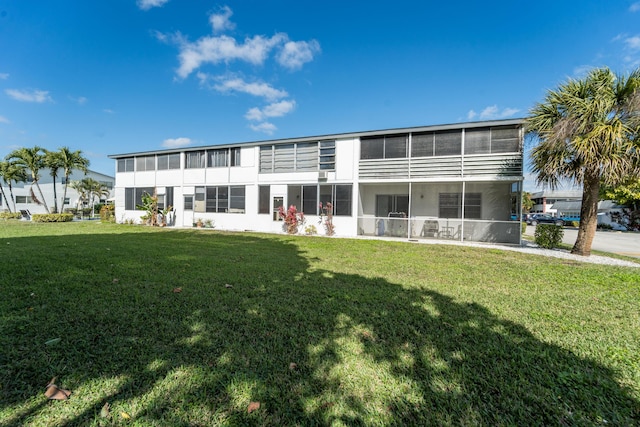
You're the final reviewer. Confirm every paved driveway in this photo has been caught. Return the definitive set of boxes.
[526,226,640,258]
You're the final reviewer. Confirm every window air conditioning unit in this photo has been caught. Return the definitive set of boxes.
[318,171,328,180]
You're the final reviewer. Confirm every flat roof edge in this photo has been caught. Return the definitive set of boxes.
[108,118,525,159]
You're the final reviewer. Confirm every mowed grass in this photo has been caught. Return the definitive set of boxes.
[0,221,638,426]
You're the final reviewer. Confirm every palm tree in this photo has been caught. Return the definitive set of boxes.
[0,160,27,212]
[84,178,110,217]
[526,67,640,256]
[6,146,50,213]
[57,147,89,213]
[44,150,63,213]
[69,179,89,217]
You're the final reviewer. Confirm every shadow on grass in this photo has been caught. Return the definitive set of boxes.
[0,227,638,425]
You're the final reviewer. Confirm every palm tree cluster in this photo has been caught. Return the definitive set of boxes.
[0,146,90,214]
[526,67,640,256]
[69,177,111,217]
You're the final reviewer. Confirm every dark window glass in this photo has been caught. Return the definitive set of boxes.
[230,186,245,213]
[361,137,384,159]
[411,132,434,157]
[491,126,520,153]
[335,185,352,216]
[217,186,228,213]
[465,128,491,154]
[184,195,193,210]
[230,147,241,166]
[303,185,318,215]
[384,135,408,158]
[439,193,461,218]
[125,188,135,210]
[258,186,270,214]
[118,158,135,172]
[464,193,482,219]
[434,130,462,156]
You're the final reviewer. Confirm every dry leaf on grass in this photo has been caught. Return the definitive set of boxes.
[100,402,110,418]
[247,401,260,413]
[120,411,131,419]
[172,287,182,293]
[289,362,298,370]
[45,378,71,400]
[224,284,233,288]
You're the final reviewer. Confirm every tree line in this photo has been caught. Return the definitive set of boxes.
[0,146,109,215]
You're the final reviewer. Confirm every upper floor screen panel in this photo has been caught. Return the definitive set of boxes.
[361,125,520,160]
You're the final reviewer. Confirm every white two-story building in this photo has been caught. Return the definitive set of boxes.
[109,119,524,244]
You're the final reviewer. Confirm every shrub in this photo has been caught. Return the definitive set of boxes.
[0,212,22,220]
[278,205,305,234]
[318,202,335,236]
[534,224,564,249]
[596,223,613,230]
[521,222,527,234]
[100,205,115,223]
[304,224,317,235]
[31,213,74,223]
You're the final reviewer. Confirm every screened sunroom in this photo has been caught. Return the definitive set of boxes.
[356,121,524,244]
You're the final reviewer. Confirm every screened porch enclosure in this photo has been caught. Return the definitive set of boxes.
[357,181,521,244]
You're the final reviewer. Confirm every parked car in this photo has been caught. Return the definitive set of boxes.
[526,214,564,226]
[560,215,580,225]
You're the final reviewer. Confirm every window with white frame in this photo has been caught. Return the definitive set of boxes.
[319,140,336,170]
[136,155,155,171]
[360,134,408,159]
[157,153,181,170]
[230,147,241,166]
[439,193,481,219]
[185,151,206,169]
[259,142,322,173]
[207,149,228,168]
[192,185,245,213]
[117,158,135,173]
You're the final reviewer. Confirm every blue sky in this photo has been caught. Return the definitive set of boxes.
[1,1,639,191]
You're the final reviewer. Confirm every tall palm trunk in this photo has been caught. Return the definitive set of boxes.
[572,171,600,256]
[61,178,70,214]
[0,185,11,212]
[51,175,59,213]
[8,182,17,212]
[33,178,50,213]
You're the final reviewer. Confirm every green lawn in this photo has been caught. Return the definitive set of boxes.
[0,221,639,426]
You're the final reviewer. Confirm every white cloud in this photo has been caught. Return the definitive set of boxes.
[209,6,235,33]
[624,35,640,50]
[249,122,277,134]
[245,100,296,121]
[162,137,192,148]
[202,74,288,101]
[0,73,8,80]
[5,88,52,103]
[277,40,321,70]
[470,105,520,120]
[137,0,169,11]
[0,115,9,124]
[103,109,115,114]
[176,33,287,78]
[630,2,640,12]
[69,95,87,105]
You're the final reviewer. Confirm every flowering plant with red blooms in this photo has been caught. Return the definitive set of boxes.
[278,204,305,234]
[318,202,335,236]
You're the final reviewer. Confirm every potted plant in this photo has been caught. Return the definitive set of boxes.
[196,218,204,228]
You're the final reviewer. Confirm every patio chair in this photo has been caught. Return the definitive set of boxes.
[20,209,31,220]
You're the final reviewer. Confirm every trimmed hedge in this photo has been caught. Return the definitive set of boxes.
[534,224,564,249]
[31,213,74,223]
[0,212,23,220]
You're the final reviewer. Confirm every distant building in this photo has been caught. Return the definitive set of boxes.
[0,169,114,214]
[109,119,525,244]
[530,190,583,217]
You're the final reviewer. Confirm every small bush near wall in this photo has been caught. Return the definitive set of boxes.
[534,224,564,249]
[100,205,115,223]
[0,212,22,220]
[31,213,74,223]
[521,222,527,234]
